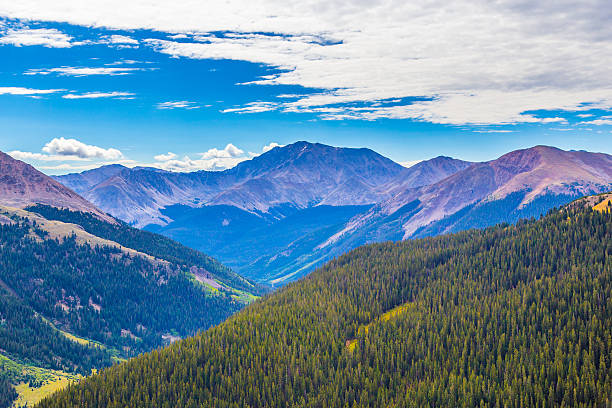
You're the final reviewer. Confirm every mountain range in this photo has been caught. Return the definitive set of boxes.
[0,143,610,407]
[322,145,612,246]
[54,142,612,284]
[56,142,468,226]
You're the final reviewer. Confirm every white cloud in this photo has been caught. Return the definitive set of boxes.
[42,137,123,160]
[96,34,139,49]
[0,86,64,95]
[103,34,138,44]
[150,143,286,172]
[154,152,177,161]
[151,144,248,171]
[539,117,568,124]
[1,1,611,124]
[0,28,73,48]
[201,143,244,159]
[262,142,284,153]
[580,119,612,125]
[15,140,255,173]
[25,66,149,76]
[62,91,135,99]
[157,100,200,109]
[222,101,279,114]
[152,155,247,172]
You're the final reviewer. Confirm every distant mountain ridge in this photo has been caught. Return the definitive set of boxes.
[58,142,456,227]
[324,145,612,246]
[53,143,612,284]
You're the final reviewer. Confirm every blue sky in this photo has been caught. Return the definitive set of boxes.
[0,1,611,174]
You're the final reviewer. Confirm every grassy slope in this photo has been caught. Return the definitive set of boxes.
[0,353,81,408]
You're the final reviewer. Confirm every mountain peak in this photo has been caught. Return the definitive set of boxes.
[0,150,114,222]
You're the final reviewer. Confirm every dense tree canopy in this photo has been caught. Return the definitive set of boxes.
[0,287,112,374]
[39,205,611,407]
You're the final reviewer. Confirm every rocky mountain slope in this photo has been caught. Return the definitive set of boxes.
[0,151,113,222]
[324,146,612,249]
[55,143,471,282]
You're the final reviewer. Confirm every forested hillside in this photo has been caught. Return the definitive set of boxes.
[39,199,611,407]
[0,206,259,407]
[0,213,245,355]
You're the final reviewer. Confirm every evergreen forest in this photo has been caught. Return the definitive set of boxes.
[38,203,611,407]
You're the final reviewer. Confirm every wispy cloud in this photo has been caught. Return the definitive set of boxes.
[580,119,612,125]
[222,101,279,114]
[157,101,200,109]
[0,86,64,95]
[24,66,151,76]
[0,27,74,48]
[105,59,148,65]
[1,1,611,124]
[62,91,135,99]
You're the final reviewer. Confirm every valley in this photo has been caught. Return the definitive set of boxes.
[2,2,610,405]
